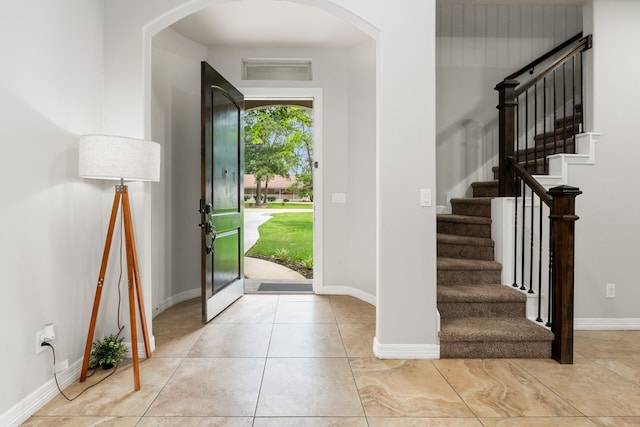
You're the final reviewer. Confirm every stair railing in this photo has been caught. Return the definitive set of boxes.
[495,33,592,364]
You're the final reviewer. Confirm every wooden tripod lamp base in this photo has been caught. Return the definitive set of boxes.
[78,134,161,391]
[79,184,152,391]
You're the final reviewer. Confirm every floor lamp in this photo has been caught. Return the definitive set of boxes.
[78,135,161,391]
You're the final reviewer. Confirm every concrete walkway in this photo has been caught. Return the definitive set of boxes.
[244,256,304,280]
[243,208,313,282]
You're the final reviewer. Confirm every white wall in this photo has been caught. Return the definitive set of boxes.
[0,0,104,418]
[347,40,377,298]
[571,0,640,322]
[151,28,208,313]
[436,3,582,205]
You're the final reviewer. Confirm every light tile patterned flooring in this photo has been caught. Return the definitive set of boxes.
[25,294,640,426]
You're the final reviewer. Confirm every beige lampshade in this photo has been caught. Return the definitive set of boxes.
[78,135,161,182]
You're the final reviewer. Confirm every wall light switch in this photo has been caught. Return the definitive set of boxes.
[332,193,346,203]
[420,189,432,207]
[606,283,616,298]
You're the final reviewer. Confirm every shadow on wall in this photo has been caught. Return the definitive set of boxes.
[437,109,498,207]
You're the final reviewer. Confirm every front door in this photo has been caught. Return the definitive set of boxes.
[200,61,244,322]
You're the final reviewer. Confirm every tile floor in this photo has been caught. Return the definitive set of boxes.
[24,294,640,426]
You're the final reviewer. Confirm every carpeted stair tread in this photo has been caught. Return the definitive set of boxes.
[471,180,498,198]
[451,197,493,218]
[438,283,526,303]
[437,214,492,239]
[437,257,501,271]
[437,214,492,225]
[437,233,494,247]
[437,233,495,261]
[450,197,493,205]
[517,139,575,158]
[437,257,502,285]
[533,123,581,143]
[554,113,582,129]
[439,317,553,343]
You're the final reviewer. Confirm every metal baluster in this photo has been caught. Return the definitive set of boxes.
[536,202,544,322]
[572,55,576,151]
[553,69,558,154]
[580,50,585,132]
[563,62,567,152]
[529,185,535,294]
[529,85,537,294]
[513,98,520,289]
[546,224,554,328]
[520,179,527,292]
[520,92,528,291]
[543,77,548,174]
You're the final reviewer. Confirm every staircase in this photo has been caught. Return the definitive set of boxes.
[437,103,584,358]
[437,177,553,358]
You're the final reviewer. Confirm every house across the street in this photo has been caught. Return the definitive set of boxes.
[244,174,303,201]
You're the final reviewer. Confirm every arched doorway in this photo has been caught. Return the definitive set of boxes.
[146,0,378,324]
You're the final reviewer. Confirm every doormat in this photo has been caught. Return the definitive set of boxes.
[257,282,313,293]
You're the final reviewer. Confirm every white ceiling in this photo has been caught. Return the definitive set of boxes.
[170,0,371,48]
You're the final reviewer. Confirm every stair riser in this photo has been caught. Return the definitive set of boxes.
[438,269,502,285]
[439,341,551,358]
[437,222,491,239]
[451,202,491,218]
[438,302,525,318]
[472,185,498,198]
[437,243,494,261]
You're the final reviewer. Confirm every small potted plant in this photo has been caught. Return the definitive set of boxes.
[89,333,127,370]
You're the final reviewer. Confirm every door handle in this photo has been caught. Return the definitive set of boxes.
[198,199,212,214]
[206,230,217,254]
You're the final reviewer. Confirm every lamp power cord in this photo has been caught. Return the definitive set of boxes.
[41,342,120,402]
[43,209,128,401]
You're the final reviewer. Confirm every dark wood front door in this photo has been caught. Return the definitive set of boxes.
[200,61,244,322]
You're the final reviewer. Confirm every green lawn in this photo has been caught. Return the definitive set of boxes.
[245,202,313,209]
[246,212,313,276]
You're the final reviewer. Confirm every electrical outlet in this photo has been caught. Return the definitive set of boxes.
[606,283,616,299]
[35,331,47,354]
[35,323,55,354]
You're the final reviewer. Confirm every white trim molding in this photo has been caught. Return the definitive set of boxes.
[319,285,375,306]
[0,358,82,427]
[575,318,640,330]
[534,132,601,189]
[373,337,440,359]
[152,287,200,318]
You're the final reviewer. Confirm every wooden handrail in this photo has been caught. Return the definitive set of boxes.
[507,157,553,206]
[506,32,583,81]
[515,35,592,97]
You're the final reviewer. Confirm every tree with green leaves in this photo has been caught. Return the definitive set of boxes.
[244,105,313,205]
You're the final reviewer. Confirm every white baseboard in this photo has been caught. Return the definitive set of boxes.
[318,285,376,306]
[152,287,200,318]
[575,318,640,330]
[373,337,440,359]
[0,357,82,427]
[123,336,156,358]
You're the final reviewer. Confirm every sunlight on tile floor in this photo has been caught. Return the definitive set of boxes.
[24,294,640,426]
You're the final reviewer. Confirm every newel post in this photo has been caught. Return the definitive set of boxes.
[548,185,582,364]
[495,80,519,197]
